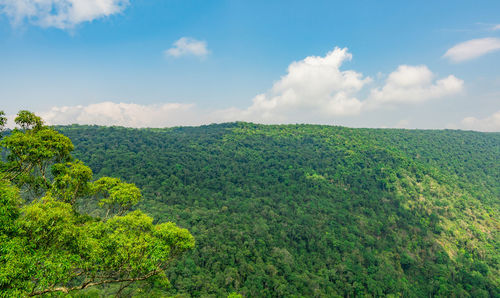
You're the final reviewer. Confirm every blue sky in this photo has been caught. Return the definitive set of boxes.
[0,0,499,130]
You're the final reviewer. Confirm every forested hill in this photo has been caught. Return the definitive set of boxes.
[57,123,499,297]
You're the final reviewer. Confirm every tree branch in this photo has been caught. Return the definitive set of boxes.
[28,268,163,296]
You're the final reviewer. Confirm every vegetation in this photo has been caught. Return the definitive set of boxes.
[0,111,194,297]
[55,122,499,297]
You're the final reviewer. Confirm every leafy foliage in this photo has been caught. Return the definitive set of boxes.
[0,111,194,297]
[59,123,499,297]
[93,177,143,217]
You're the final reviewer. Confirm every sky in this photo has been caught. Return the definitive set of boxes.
[0,0,499,131]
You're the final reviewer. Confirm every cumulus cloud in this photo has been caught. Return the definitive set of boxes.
[35,47,465,127]
[0,0,129,29]
[221,49,461,123]
[165,37,209,58]
[216,47,371,123]
[444,38,500,62]
[39,102,207,127]
[367,65,464,106]
[461,110,500,132]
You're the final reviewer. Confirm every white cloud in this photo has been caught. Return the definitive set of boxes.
[3,113,17,129]
[0,0,129,29]
[461,110,500,132]
[40,101,206,127]
[34,47,465,128]
[222,50,461,123]
[493,24,500,31]
[165,37,209,58]
[217,47,371,123]
[367,65,464,106]
[444,38,500,62]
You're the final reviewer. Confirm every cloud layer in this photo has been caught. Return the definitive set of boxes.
[33,47,471,129]
[165,37,209,58]
[40,102,204,127]
[217,48,463,123]
[461,110,500,132]
[444,38,500,62]
[0,0,129,29]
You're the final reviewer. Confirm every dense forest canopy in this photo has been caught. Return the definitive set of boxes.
[55,122,499,297]
[0,112,194,297]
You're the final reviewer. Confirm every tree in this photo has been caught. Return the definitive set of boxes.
[0,111,194,297]
[0,111,6,132]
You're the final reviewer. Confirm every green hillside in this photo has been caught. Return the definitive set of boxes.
[57,123,500,297]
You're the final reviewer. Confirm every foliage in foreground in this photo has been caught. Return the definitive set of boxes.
[0,111,194,297]
[60,123,499,297]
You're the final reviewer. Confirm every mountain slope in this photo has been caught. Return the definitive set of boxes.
[58,123,499,297]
